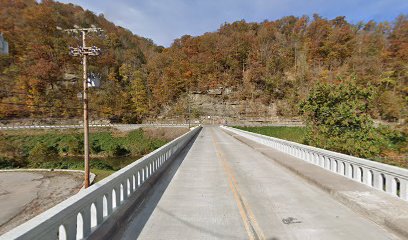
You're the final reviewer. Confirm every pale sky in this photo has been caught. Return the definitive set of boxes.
[57,0,408,47]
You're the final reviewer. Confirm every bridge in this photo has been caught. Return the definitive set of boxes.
[1,126,408,239]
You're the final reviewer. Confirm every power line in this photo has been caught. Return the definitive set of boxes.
[0,102,109,116]
[0,101,136,115]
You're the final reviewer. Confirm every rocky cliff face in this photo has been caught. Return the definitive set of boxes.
[158,89,302,125]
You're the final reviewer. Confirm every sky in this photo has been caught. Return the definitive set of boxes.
[57,0,408,47]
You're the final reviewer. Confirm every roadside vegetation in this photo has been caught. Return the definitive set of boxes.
[235,82,407,168]
[236,125,407,168]
[0,128,188,181]
[234,126,306,144]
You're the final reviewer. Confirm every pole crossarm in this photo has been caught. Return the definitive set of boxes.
[69,46,101,56]
[63,27,103,34]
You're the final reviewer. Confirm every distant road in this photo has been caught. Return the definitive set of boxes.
[0,123,190,131]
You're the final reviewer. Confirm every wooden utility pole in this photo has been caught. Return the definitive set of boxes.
[62,26,102,188]
[187,87,191,128]
[82,31,90,188]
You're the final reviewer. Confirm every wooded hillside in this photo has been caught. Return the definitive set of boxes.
[0,0,407,124]
[146,15,407,122]
[0,0,160,122]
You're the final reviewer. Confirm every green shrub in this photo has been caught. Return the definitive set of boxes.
[28,143,59,166]
[91,139,103,154]
[300,82,382,158]
[0,157,27,169]
[107,144,130,157]
[59,136,83,155]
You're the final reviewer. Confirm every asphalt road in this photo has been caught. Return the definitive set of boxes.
[118,126,399,240]
[0,171,83,234]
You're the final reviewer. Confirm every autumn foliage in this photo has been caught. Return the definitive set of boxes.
[0,1,407,125]
[0,0,159,122]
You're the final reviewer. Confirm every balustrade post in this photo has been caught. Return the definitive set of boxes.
[123,180,129,201]
[362,168,369,185]
[63,216,77,240]
[385,175,394,194]
[96,197,104,224]
[114,185,121,208]
[401,180,408,201]
[81,208,91,237]
[344,163,351,178]
[106,192,113,215]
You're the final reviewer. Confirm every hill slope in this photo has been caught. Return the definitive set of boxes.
[146,16,407,123]
[0,1,407,124]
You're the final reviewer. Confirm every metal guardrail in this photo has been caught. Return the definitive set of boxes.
[1,126,201,240]
[221,126,408,201]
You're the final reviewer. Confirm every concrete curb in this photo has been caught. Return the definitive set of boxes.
[226,131,408,239]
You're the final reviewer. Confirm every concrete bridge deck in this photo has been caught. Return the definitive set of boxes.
[114,126,399,240]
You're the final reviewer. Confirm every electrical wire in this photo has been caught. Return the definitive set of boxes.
[0,101,127,115]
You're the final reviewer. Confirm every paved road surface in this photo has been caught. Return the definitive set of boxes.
[118,126,398,240]
[0,171,83,234]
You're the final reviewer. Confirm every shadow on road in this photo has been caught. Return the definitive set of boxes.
[115,129,252,240]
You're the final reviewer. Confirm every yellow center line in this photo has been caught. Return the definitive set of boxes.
[210,129,265,240]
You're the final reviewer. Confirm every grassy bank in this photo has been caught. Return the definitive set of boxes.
[0,128,188,181]
[234,126,306,144]
[233,126,407,168]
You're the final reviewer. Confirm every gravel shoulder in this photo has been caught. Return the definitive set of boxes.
[0,171,83,234]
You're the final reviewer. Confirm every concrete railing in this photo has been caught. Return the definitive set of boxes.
[221,126,408,201]
[1,126,201,240]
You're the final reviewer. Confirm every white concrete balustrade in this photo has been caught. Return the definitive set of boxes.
[221,126,408,201]
[0,126,201,240]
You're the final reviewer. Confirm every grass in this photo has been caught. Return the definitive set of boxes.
[0,128,185,181]
[91,168,116,182]
[233,126,306,144]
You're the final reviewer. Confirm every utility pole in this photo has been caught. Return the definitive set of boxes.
[187,88,191,128]
[62,26,102,188]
